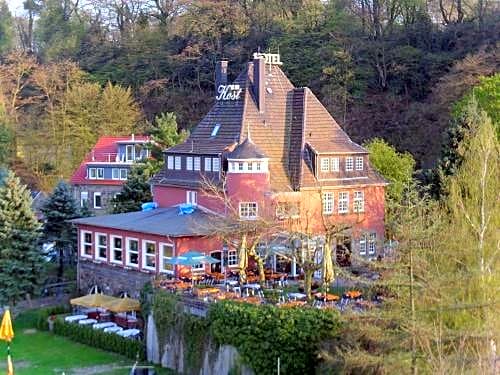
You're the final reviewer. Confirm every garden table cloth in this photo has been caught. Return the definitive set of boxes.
[288,292,307,300]
[117,329,141,338]
[64,315,87,323]
[92,322,117,330]
[78,319,98,325]
[103,326,123,334]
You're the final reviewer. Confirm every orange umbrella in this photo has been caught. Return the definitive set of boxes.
[0,309,15,375]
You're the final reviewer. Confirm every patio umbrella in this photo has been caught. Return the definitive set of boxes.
[103,297,141,313]
[0,308,14,375]
[70,293,117,308]
[165,250,220,286]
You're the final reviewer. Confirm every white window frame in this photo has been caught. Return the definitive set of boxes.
[120,168,128,180]
[320,158,329,172]
[126,145,134,162]
[204,157,212,171]
[191,262,205,272]
[194,157,201,171]
[256,162,262,171]
[167,156,174,169]
[80,191,88,208]
[238,162,244,171]
[174,156,182,170]
[369,233,376,254]
[239,202,258,219]
[97,168,104,179]
[227,250,238,267]
[88,168,97,179]
[212,158,220,172]
[112,168,120,180]
[160,242,174,274]
[93,192,102,209]
[186,190,197,205]
[247,162,253,171]
[338,192,349,214]
[142,240,157,271]
[322,192,333,215]
[110,235,123,264]
[95,233,108,261]
[186,157,193,171]
[355,157,364,171]
[331,157,340,172]
[359,235,367,255]
[353,191,365,213]
[80,231,93,258]
[126,237,139,268]
[345,157,354,172]
[211,123,221,136]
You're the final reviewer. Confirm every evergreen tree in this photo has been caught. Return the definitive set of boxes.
[41,180,81,279]
[110,166,153,214]
[0,0,13,55]
[0,171,43,305]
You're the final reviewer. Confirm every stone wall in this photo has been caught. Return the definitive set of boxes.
[147,313,254,375]
[77,259,152,298]
[72,184,122,216]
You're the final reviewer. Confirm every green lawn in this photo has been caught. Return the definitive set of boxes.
[0,310,172,375]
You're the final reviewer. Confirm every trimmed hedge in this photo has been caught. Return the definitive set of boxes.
[53,319,145,360]
[35,305,72,331]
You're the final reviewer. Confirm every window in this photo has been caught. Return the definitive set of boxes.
[359,235,367,255]
[322,192,333,215]
[186,191,197,205]
[81,231,92,258]
[355,157,364,171]
[320,158,329,172]
[238,162,244,171]
[369,233,376,254]
[80,191,88,208]
[239,202,258,219]
[227,250,237,266]
[143,241,156,270]
[345,157,354,171]
[88,168,103,180]
[211,123,221,137]
[126,145,134,162]
[187,157,193,171]
[192,262,204,272]
[247,162,253,171]
[160,243,174,273]
[174,156,181,170]
[256,162,261,171]
[112,168,120,180]
[94,192,102,209]
[126,238,139,267]
[212,158,220,172]
[111,236,123,263]
[338,192,349,213]
[353,191,364,213]
[331,157,340,172]
[167,156,174,169]
[120,169,128,180]
[204,158,212,171]
[194,157,201,171]
[96,233,107,260]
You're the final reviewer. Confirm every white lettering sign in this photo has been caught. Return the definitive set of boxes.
[216,84,242,101]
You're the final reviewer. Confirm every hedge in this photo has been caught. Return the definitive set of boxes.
[35,305,72,331]
[53,319,145,360]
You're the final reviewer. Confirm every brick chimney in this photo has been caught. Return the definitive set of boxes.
[253,55,265,114]
[215,60,228,96]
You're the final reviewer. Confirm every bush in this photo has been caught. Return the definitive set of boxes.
[35,305,72,331]
[53,319,145,360]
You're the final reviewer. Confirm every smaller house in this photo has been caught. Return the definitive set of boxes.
[70,135,151,215]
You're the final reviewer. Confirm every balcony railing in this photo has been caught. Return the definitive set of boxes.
[88,152,148,163]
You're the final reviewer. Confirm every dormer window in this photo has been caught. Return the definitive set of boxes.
[355,157,364,171]
[204,158,212,171]
[167,156,174,169]
[126,145,134,162]
[345,157,354,171]
[320,158,329,172]
[211,123,221,137]
[187,157,193,171]
[213,158,220,172]
[194,157,201,171]
[331,157,340,172]
[174,156,181,170]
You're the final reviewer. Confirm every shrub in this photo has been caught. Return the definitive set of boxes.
[53,319,145,360]
[35,305,72,331]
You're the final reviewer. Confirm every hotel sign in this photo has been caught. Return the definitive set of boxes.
[216,84,242,101]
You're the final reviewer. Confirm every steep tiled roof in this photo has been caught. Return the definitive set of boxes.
[227,138,267,159]
[70,135,150,185]
[152,58,386,191]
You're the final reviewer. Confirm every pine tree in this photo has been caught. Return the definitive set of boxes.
[110,166,153,213]
[0,171,43,305]
[41,180,81,279]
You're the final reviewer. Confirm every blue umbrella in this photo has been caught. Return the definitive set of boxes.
[165,251,221,285]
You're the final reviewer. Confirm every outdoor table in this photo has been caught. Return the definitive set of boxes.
[345,291,363,299]
[280,300,307,308]
[193,287,220,297]
[242,283,261,296]
[126,318,138,329]
[64,314,87,323]
[225,280,239,286]
[78,318,98,326]
[215,292,239,300]
[238,296,262,305]
[314,293,340,302]
[104,326,123,334]
[93,322,117,330]
[288,292,307,301]
[117,329,141,338]
[99,312,111,322]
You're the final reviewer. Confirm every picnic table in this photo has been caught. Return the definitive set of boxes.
[193,287,220,297]
[104,326,123,334]
[117,329,141,338]
[280,300,307,308]
[78,318,98,326]
[314,293,340,302]
[238,296,262,305]
[64,314,87,323]
[93,322,117,330]
[288,292,307,301]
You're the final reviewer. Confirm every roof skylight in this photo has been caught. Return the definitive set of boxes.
[211,123,221,137]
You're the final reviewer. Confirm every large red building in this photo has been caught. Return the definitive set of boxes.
[73,53,387,296]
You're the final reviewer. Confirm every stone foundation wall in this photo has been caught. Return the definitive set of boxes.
[72,184,122,216]
[77,260,153,298]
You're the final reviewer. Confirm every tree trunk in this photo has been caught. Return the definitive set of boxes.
[58,247,64,281]
[304,270,313,301]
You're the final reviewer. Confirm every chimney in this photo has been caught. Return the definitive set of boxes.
[253,56,265,113]
[215,60,228,96]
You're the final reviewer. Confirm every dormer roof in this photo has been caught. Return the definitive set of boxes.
[227,137,267,160]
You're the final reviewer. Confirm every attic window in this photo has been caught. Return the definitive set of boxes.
[211,124,221,137]
[266,87,273,94]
